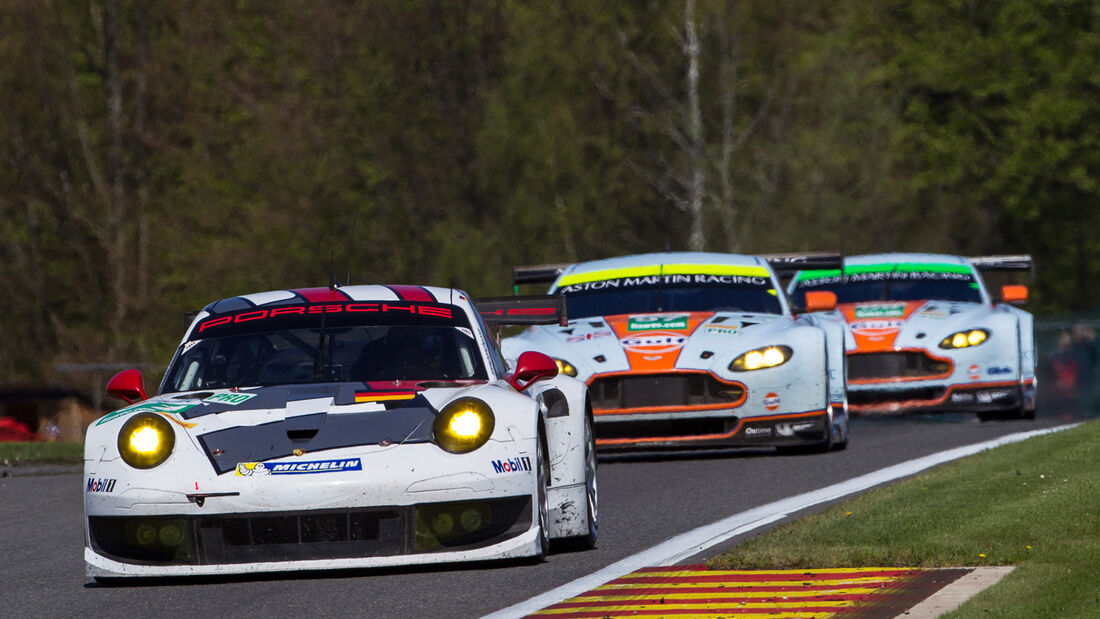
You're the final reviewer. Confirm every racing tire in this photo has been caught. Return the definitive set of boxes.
[531,429,550,562]
[832,397,850,451]
[575,414,599,549]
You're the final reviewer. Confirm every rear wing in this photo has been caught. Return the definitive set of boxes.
[475,295,567,327]
[969,254,1033,277]
[512,263,572,287]
[760,252,844,277]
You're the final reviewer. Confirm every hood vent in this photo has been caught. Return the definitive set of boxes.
[287,428,319,442]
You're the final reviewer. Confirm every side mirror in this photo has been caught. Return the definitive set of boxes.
[1001,285,1028,305]
[508,351,559,392]
[106,369,148,404]
[804,290,838,313]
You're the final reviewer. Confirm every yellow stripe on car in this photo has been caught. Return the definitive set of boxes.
[557,264,770,287]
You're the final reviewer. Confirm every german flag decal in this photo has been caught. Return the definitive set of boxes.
[355,391,417,403]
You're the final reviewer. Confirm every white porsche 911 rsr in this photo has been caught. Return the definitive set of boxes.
[787,253,1036,420]
[500,252,850,452]
[84,285,597,580]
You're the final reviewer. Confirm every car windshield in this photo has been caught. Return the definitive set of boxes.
[559,273,783,319]
[790,264,983,306]
[162,302,487,392]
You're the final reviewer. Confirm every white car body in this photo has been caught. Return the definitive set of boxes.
[84,285,596,579]
[788,253,1037,419]
[502,252,849,451]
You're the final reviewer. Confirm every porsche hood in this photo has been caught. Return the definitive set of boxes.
[98,383,459,476]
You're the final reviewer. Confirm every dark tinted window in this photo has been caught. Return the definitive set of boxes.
[791,268,982,306]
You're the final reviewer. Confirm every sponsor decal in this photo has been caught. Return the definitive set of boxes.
[204,392,257,406]
[628,315,689,332]
[560,273,770,293]
[849,319,904,332]
[951,392,975,403]
[744,426,772,437]
[235,458,362,476]
[182,340,200,353]
[566,330,613,343]
[491,456,532,474]
[764,392,781,411]
[986,366,1013,376]
[977,390,1012,404]
[776,421,818,436]
[197,302,454,334]
[457,327,474,339]
[620,332,687,354]
[355,391,416,403]
[854,304,906,319]
[704,324,740,336]
[968,364,981,380]
[918,309,948,319]
[86,478,117,493]
[95,401,197,427]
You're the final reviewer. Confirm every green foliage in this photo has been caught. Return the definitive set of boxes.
[0,0,1097,385]
[0,442,83,465]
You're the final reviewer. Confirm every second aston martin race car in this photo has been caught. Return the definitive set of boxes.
[84,285,597,579]
[500,252,850,452]
[787,253,1036,420]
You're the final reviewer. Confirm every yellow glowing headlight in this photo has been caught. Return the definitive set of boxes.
[729,345,793,371]
[434,397,495,453]
[553,358,578,377]
[939,329,989,350]
[117,413,175,469]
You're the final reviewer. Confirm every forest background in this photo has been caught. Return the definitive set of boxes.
[2,0,1098,394]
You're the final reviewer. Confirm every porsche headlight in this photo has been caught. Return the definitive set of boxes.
[939,329,989,349]
[117,413,175,469]
[434,397,495,454]
[729,345,793,371]
[553,358,578,377]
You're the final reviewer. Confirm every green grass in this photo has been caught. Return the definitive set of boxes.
[0,441,83,465]
[709,420,1100,618]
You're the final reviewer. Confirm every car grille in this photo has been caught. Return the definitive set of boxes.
[588,373,744,411]
[848,352,951,382]
[848,387,946,406]
[595,417,737,441]
[88,496,530,566]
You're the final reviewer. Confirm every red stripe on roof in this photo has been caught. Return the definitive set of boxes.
[387,285,434,302]
[293,287,352,303]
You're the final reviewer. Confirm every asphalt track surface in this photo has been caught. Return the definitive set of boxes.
[0,414,1077,619]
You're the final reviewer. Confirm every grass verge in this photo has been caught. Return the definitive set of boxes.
[0,441,83,466]
[708,420,1100,618]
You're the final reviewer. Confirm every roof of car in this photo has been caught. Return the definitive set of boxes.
[200,285,467,315]
[551,252,772,290]
[844,253,971,267]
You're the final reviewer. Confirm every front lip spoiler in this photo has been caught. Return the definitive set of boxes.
[848,380,1027,415]
[593,409,829,450]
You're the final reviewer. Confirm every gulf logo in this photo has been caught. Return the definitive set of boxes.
[619,331,688,355]
[764,392,781,411]
[968,364,981,380]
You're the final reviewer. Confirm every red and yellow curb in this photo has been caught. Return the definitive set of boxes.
[526,564,970,618]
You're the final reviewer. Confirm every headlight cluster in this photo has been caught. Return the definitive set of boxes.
[117,413,175,469]
[434,397,495,453]
[939,329,989,349]
[553,358,578,377]
[729,345,792,371]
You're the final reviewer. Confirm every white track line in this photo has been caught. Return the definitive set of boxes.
[483,424,1078,619]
